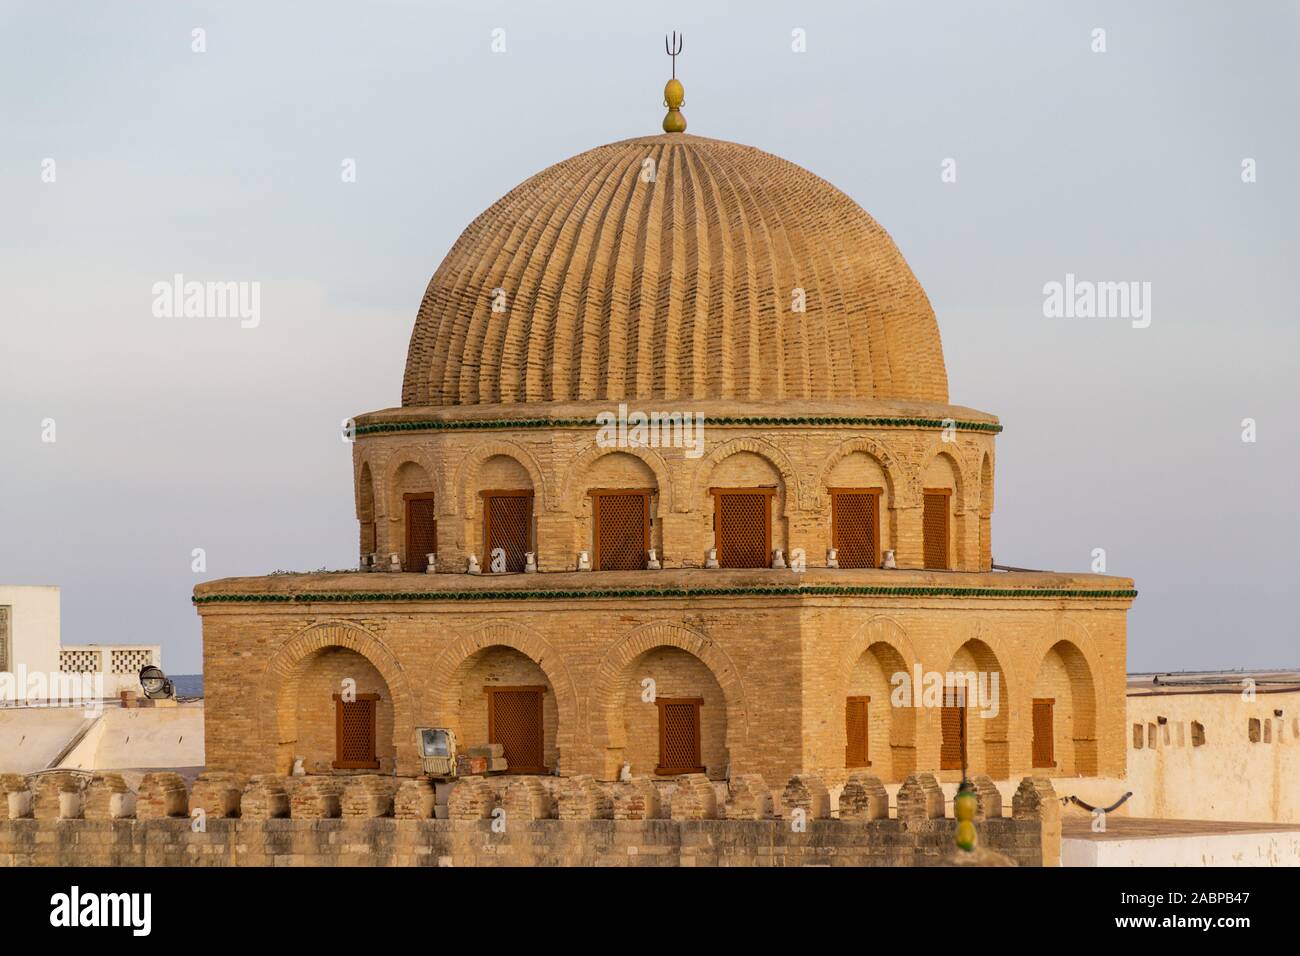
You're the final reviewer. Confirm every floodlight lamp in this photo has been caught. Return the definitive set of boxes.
[139,665,175,700]
[418,728,451,758]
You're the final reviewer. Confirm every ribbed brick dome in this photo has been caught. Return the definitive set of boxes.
[402,134,948,407]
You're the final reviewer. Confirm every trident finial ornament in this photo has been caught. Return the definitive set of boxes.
[665,31,682,79]
[662,31,686,133]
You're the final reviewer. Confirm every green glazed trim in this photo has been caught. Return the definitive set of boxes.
[194,583,1134,606]
[353,415,1003,437]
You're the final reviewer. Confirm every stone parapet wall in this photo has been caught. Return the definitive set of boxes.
[0,771,1058,867]
[0,816,1049,867]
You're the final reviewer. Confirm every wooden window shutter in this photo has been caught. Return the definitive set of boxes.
[1032,698,1056,768]
[483,491,533,573]
[831,489,881,568]
[922,490,951,570]
[656,698,704,775]
[939,704,966,771]
[592,491,650,570]
[487,686,546,773]
[333,694,379,770]
[845,696,870,768]
[404,494,437,572]
[712,489,773,568]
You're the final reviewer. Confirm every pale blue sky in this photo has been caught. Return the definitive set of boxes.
[2,1,1297,673]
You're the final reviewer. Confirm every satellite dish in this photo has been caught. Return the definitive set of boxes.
[139,665,175,700]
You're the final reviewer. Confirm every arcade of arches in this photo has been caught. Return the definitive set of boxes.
[200,603,1128,785]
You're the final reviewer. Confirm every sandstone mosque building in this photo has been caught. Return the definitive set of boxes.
[194,58,1136,791]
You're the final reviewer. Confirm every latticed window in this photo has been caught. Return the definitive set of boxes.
[831,488,881,568]
[333,693,379,770]
[1032,698,1055,768]
[404,493,437,572]
[110,648,152,674]
[711,488,773,568]
[940,704,966,770]
[483,491,533,573]
[656,698,704,775]
[360,521,376,557]
[845,696,870,768]
[592,490,650,570]
[487,686,546,773]
[59,648,101,674]
[0,606,9,673]
[922,489,951,569]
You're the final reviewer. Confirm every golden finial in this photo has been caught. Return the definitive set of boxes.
[663,31,686,133]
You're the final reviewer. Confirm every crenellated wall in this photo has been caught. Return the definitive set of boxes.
[0,770,1059,867]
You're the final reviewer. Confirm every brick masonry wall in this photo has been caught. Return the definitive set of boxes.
[0,817,1047,867]
[454,646,560,771]
[293,647,395,774]
[348,415,998,574]
[199,398,1134,785]
[198,593,1130,784]
[622,646,728,779]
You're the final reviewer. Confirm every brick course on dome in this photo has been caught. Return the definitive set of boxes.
[402,134,949,407]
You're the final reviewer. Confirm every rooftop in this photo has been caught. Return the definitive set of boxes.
[1063,816,1300,841]
[193,566,1136,605]
[1126,669,1300,696]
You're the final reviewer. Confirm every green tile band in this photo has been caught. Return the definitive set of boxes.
[353,415,1003,437]
[194,583,1133,605]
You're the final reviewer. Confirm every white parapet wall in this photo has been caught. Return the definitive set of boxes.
[1124,685,1300,824]
[1064,829,1300,867]
[56,645,162,699]
[0,586,61,701]
[2,586,163,703]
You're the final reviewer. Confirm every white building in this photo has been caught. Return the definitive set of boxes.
[0,585,161,703]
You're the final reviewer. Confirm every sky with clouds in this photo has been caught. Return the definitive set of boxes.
[2,0,1297,673]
